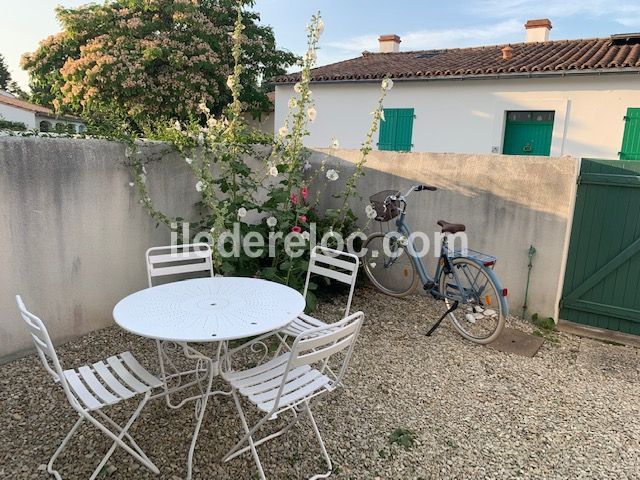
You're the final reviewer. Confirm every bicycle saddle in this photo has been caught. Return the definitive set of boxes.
[437,220,466,234]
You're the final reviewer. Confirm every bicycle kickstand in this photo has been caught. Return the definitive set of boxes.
[425,301,459,337]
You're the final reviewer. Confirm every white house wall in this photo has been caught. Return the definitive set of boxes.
[0,103,36,128]
[274,74,640,159]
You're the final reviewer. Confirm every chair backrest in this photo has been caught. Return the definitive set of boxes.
[15,296,79,408]
[271,311,364,412]
[146,243,214,287]
[303,246,360,316]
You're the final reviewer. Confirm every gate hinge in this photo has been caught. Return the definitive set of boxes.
[576,175,582,186]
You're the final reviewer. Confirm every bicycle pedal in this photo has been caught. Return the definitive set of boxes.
[423,281,436,291]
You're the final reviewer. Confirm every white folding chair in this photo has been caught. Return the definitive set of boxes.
[279,246,359,340]
[15,295,164,480]
[220,311,364,480]
[145,243,216,407]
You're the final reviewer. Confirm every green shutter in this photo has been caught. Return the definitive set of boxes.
[620,108,640,160]
[378,108,414,152]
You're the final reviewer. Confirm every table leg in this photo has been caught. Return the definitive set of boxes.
[186,355,214,480]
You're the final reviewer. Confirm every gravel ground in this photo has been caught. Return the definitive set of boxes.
[2,286,640,479]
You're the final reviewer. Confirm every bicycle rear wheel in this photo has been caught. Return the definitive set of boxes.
[363,232,419,297]
[438,257,505,344]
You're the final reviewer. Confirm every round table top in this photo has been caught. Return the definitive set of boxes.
[113,277,306,343]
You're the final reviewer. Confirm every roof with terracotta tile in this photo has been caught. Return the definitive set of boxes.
[0,93,84,122]
[274,36,640,84]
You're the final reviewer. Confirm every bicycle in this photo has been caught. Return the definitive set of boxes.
[362,185,509,344]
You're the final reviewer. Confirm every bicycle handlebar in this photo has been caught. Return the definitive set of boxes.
[389,184,438,203]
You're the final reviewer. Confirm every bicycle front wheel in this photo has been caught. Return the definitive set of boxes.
[362,232,419,297]
[439,257,505,344]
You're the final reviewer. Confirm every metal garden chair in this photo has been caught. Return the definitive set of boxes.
[278,246,359,341]
[145,243,216,407]
[220,311,364,480]
[15,295,164,480]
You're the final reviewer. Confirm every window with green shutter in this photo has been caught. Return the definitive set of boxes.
[620,108,640,160]
[378,108,414,152]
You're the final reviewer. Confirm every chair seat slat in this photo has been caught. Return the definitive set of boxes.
[257,375,331,412]
[239,365,310,396]
[63,370,103,410]
[93,361,135,399]
[119,352,162,388]
[78,366,120,405]
[249,370,324,404]
[106,356,149,393]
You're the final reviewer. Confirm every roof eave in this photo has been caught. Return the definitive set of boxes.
[274,68,640,85]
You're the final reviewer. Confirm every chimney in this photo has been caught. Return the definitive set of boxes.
[501,46,513,60]
[379,34,401,53]
[525,19,552,43]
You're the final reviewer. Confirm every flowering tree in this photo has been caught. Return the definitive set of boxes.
[129,8,392,307]
[21,0,297,127]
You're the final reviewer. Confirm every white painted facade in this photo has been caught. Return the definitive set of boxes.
[274,74,640,159]
[0,102,35,128]
[0,94,86,132]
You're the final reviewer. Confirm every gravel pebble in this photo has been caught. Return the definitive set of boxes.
[1,286,639,479]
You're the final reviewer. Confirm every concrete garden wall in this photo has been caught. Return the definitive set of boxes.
[308,149,579,325]
[0,137,579,360]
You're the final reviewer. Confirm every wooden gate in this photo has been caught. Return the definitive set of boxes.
[560,159,640,334]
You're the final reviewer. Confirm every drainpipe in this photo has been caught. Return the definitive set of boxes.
[521,245,537,319]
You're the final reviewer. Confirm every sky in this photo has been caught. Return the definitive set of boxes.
[2,0,640,90]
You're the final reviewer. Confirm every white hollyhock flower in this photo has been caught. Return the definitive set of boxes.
[305,50,317,63]
[302,231,310,241]
[237,207,247,218]
[226,75,234,90]
[381,78,394,91]
[185,157,193,165]
[198,102,210,115]
[207,117,217,128]
[278,126,288,137]
[293,83,303,94]
[140,174,147,184]
[288,97,296,109]
[379,109,385,122]
[269,166,279,177]
[307,107,317,122]
[317,19,325,35]
[195,181,204,192]
[266,216,277,227]
[365,204,377,219]
[174,120,182,131]
[326,169,339,181]
[197,132,204,145]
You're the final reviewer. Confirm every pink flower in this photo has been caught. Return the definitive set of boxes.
[290,192,298,205]
[299,215,307,223]
[292,226,302,234]
[300,186,308,201]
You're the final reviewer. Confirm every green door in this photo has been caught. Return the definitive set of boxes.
[620,108,640,160]
[560,160,640,334]
[503,111,554,156]
[378,108,414,152]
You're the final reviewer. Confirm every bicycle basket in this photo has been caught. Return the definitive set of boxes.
[369,190,401,222]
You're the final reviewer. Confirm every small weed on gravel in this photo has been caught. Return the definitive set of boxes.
[532,313,559,344]
[389,428,415,449]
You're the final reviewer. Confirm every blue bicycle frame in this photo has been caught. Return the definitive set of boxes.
[389,196,509,317]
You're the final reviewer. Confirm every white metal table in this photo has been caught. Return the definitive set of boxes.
[113,277,306,479]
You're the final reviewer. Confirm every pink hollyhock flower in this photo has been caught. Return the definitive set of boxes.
[299,215,308,223]
[300,186,309,201]
[291,226,302,234]
[290,192,299,205]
